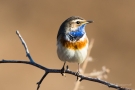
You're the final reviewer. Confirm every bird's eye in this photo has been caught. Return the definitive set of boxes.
[76,21,80,24]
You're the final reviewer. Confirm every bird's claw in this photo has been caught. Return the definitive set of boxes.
[75,71,80,81]
[61,66,66,76]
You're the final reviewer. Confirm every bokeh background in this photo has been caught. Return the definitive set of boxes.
[0,0,135,90]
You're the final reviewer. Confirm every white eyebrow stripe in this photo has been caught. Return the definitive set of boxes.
[72,19,85,22]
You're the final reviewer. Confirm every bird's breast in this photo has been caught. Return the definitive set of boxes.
[60,36,88,50]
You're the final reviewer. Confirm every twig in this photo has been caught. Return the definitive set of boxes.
[0,31,131,90]
[82,39,94,74]
[85,66,110,79]
[37,72,49,90]
[16,30,34,63]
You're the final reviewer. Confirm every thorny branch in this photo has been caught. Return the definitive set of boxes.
[0,31,131,90]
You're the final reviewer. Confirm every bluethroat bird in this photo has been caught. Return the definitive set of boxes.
[57,16,93,75]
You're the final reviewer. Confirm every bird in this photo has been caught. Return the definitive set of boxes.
[57,16,93,75]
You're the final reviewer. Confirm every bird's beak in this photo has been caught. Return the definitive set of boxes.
[86,20,93,24]
[82,20,93,25]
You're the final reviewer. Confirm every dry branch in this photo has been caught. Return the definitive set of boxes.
[0,31,131,90]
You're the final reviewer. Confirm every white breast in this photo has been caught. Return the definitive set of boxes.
[57,34,88,63]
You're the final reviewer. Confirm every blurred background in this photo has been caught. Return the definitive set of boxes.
[0,0,135,90]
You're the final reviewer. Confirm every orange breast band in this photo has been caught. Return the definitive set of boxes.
[60,38,88,50]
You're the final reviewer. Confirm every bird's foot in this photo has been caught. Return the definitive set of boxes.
[61,66,66,76]
[75,71,80,81]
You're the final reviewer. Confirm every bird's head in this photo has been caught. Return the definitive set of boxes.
[57,16,93,40]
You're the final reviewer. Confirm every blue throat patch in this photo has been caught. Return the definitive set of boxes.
[69,24,86,41]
